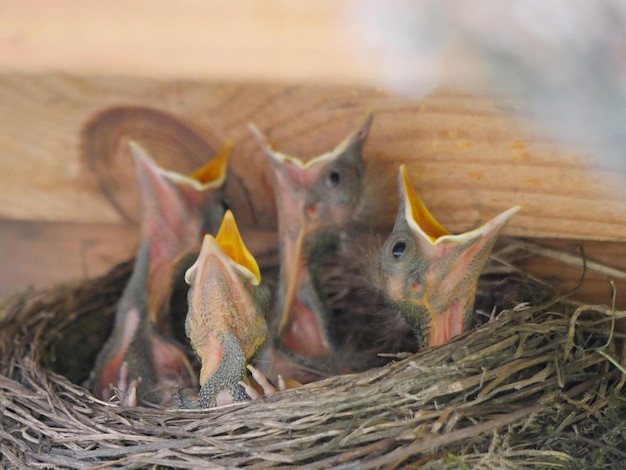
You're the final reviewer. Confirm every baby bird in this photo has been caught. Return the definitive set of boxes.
[249,115,372,382]
[91,142,230,406]
[378,164,520,347]
[177,211,278,408]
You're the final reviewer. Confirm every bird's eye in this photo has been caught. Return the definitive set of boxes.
[392,241,406,259]
[327,170,341,187]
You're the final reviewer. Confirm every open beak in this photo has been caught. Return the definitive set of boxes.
[248,115,372,359]
[184,211,266,385]
[188,141,232,188]
[267,172,331,358]
[163,140,232,192]
[398,164,520,347]
[129,141,232,328]
[275,226,329,356]
[130,142,195,329]
[162,141,232,234]
[247,131,315,356]
[248,128,352,358]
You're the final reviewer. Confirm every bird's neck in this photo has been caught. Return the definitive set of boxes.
[198,332,248,407]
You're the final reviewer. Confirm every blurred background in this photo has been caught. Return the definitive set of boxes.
[354,0,626,167]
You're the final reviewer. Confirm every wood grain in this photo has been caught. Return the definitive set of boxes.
[82,106,224,224]
[0,220,137,300]
[2,217,625,309]
[1,74,625,241]
[0,219,278,302]
[495,238,626,310]
[2,73,626,305]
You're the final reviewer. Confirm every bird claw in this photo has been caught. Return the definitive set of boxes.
[111,361,140,407]
[240,381,260,400]
[116,382,138,407]
[242,365,286,400]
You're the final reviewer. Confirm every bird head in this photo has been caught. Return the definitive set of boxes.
[379,164,520,347]
[248,114,372,357]
[184,210,269,387]
[160,140,232,235]
[129,141,232,330]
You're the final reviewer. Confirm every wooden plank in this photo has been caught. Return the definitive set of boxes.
[494,238,626,310]
[0,218,278,301]
[0,74,625,241]
[0,220,137,300]
[2,218,625,309]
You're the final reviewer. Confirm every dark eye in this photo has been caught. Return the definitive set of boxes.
[392,241,406,259]
[327,170,341,187]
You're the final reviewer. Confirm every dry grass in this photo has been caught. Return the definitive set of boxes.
[1,240,625,469]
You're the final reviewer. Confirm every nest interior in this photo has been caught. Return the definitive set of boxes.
[1,240,626,469]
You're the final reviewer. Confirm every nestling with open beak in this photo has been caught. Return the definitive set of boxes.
[176,211,286,408]
[91,141,231,406]
[378,165,520,348]
[249,114,373,382]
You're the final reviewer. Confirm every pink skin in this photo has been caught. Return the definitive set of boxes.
[93,143,230,406]
[249,116,371,372]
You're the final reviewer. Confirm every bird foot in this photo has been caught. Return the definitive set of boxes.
[175,366,289,409]
[241,365,286,400]
[110,361,140,407]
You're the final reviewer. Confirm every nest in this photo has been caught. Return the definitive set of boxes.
[1,241,626,469]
